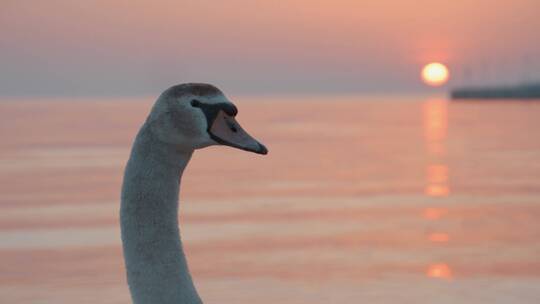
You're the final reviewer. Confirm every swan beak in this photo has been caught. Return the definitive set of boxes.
[209,110,268,155]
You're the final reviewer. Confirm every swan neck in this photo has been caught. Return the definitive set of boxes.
[120,124,201,304]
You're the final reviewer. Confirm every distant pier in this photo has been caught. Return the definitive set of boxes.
[450,83,540,100]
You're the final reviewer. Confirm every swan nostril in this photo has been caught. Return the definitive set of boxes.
[190,99,200,107]
[224,118,238,132]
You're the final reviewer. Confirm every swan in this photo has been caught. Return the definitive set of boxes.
[120,83,267,304]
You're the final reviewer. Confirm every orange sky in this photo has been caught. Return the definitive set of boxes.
[1,0,539,96]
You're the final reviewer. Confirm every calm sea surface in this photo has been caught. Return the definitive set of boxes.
[1,96,539,303]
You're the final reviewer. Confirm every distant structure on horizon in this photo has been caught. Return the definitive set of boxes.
[450,54,540,100]
[450,82,540,100]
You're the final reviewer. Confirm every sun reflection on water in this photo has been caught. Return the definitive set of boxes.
[426,263,453,279]
[424,184,450,197]
[422,207,448,220]
[423,98,453,280]
[427,232,449,243]
[424,99,450,197]
[426,164,448,183]
[423,99,448,140]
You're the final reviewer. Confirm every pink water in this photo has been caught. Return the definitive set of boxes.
[1,96,539,303]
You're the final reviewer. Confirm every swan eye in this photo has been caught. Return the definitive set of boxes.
[190,99,200,107]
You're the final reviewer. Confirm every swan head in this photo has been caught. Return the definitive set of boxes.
[147,83,268,155]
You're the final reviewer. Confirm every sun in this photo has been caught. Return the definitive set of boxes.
[421,62,449,86]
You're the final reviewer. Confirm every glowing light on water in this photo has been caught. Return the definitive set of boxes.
[423,99,450,197]
[422,207,448,220]
[427,263,453,279]
[428,232,449,243]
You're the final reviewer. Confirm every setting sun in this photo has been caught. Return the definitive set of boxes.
[421,62,449,86]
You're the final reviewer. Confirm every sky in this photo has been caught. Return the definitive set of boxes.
[1,0,539,97]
